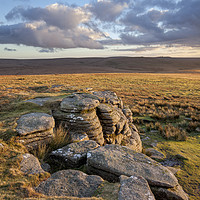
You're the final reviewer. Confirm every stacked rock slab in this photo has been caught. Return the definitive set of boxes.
[52,93,105,145]
[16,113,55,150]
[52,91,142,152]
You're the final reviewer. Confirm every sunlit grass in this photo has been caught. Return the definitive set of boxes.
[0,73,200,199]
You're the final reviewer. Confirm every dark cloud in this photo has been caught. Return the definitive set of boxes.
[119,0,200,46]
[4,47,17,51]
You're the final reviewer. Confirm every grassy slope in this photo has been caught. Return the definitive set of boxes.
[0,73,200,199]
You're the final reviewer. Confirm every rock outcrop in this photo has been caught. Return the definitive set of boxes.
[35,169,104,197]
[20,153,45,175]
[49,140,99,169]
[119,175,155,200]
[16,113,55,150]
[52,91,142,152]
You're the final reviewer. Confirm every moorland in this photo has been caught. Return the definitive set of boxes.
[0,57,200,199]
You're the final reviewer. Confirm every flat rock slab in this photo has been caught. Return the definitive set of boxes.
[87,144,178,188]
[25,97,51,106]
[50,140,100,168]
[60,93,100,112]
[16,113,55,135]
[119,175,155,200]
[20,153,45,175]
[35,169,104,197]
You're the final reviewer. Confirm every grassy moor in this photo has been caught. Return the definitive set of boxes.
[0,58,200,199]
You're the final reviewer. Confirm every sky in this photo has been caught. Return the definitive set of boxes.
[0,0,200,59]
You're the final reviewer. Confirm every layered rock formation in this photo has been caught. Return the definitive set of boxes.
[16,113,55,150]
[52,91,142,152]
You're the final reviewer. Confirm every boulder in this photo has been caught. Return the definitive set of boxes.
[20,153,45,175]
[151,184,188,200]
[16,113,54,135]
[25,97,51,106]
[118,175,155,200]
[16,113,55,150]
[35,169,104,197]
[49,140,99,168]
[87,144,178,188]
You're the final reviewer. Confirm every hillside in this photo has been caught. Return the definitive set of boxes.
[0,57,200,75]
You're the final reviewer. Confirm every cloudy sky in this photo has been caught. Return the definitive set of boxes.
[0,0,200,58]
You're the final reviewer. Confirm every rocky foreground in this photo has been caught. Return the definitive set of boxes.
[15,91,188,200]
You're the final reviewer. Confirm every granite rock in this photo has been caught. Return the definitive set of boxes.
[49,140,99,168]
[16,113,55,150]
[35,169,104,197]
[20,153,45,175]
[87,144,178,188]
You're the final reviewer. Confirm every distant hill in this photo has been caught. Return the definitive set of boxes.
[0,57,200,75]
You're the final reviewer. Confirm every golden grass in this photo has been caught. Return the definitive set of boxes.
[0,73,200,199]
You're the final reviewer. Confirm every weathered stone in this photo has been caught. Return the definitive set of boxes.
[98,110,121,123]
[49,140,99,168]
[122,107,133,123]
[16,113,55,136]
[41,162,51,172]
[60,93,100,112]
[16,113,55,150]
[35,169,104,197]
[145,148,166,161]
[97,103,113,113]
[151,184,188,200]
[123,129,142,152]
[20,153,45,175]
[118,175,155,200]
[93,91,123,108]
[52,91,142,151]
[69,132,89,143]
[87,145,178,188]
